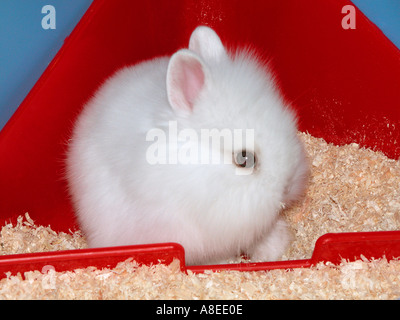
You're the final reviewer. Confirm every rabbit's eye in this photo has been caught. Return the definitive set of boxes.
[234,150,256,169]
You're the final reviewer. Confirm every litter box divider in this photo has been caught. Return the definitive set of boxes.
[187,231,400,273]
[309,230,400,265]
[0,242,186,278]
[185,259,312,274]
[0,231,399,278]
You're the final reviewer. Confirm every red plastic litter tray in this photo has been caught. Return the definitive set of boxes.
[0,0,399,277]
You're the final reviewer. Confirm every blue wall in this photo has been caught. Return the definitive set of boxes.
[352,0,400,49]
[0,0,399,131]
[0,0,93,131]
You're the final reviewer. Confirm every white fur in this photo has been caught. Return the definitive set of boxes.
[66,26,309,265]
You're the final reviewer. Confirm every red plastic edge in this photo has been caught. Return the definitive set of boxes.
[310,231,400,265]
[192,231,400,273]
[1,230,399,278]
[0,242,186,278]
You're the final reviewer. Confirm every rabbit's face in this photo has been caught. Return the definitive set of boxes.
[169,48,306,216]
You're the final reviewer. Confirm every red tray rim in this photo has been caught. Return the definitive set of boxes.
[0,230,399,278]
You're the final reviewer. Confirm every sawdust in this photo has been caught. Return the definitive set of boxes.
[0,214,87,255]
[1,257,400,300]
[0,132,399,299]
[282,132,400,260]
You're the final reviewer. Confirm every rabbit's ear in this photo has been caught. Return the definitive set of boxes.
[167,49,208,115]
[189,26,227,62]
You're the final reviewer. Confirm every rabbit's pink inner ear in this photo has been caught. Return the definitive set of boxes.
[167,52,205,114]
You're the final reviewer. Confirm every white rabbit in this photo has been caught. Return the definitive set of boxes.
[66,26,309,265]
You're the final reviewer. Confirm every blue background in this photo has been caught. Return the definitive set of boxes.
[0,0,93,131]
[352,0,400,49]
[0,0,399,131]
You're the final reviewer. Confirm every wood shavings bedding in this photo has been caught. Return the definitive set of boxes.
[1,257,400,299]
[0,132,399,299]
[282,132,400,260]
[0,214,87,255]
